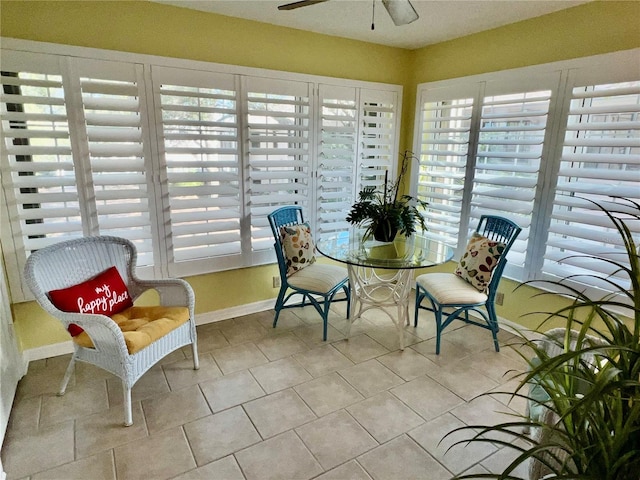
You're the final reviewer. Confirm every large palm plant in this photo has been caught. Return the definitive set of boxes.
[451,197,640,480]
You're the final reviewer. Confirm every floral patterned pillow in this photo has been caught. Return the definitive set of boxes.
[280,222,316,277]
[454,232,506,292]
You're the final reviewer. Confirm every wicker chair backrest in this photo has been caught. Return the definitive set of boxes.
[24,236,136,297]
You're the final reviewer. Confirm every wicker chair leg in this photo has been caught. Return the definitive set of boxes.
[123,381,133,427]
[58,355,76,396]
[191,342,200,370]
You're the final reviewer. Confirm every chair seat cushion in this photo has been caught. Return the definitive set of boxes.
[287,263,347,294]
[416,272,488,305]
[73,306,190,354]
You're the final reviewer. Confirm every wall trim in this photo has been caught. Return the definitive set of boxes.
[194,299,275,326]
[22,297,535,362]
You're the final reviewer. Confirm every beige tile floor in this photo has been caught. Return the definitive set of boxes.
[2,298,532,480]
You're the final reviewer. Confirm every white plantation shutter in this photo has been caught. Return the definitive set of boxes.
[75,60,155,268]
[543,76,640,291]
[1,41,404,299]
[0,53,81,259]
[316,84,358,233]
[153,67,242,276]
[244,77,312,255]
[358,89,399,192]
[414,85,476,247]
[470,76,555,275]
[414,51,639,293]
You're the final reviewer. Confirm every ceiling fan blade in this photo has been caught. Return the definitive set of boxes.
[278,0,329,11]
[382,0,419,26]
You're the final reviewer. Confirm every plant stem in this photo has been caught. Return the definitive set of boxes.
[383,170,388,206]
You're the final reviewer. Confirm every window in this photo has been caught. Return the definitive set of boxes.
[76,60,155,269]
[244,77,312,261]
[153,66,242,277]
[1,56,79,254]
[414,85,474,247]
[412,51,640,298]
[315,86,400,234]
[542,77,640,292]
[317,85,358,234]
[0,43,401,301]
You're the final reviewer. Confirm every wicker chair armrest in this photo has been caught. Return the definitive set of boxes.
[56,311,130,355]
[129,278,194,310]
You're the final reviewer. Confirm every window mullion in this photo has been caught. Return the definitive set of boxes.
[525,69,571,281]
[237,75,251,265]
[457,82,484,257]
[140,64,168,278]
[308,83,319,232]
[63,57,98,237]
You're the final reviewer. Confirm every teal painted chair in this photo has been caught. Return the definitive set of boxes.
[268,206,350,340]
[414,215,521,354]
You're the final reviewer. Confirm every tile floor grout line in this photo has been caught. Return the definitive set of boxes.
[3,308,531,480]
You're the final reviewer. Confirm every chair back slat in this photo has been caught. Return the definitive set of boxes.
[268,206,304,238]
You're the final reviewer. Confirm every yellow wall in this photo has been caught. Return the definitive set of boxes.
[2,0,639,351]
[410,1,640,85]
[0,0,411,85]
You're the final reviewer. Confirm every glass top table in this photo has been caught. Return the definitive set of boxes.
[316,230,454,350]
[316,230,453,270]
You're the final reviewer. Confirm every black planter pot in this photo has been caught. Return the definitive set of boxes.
[373,222,397,242]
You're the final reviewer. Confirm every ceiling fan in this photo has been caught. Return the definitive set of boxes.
[277,0,419,26]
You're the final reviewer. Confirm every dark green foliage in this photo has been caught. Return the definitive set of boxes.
[346,151,428,241]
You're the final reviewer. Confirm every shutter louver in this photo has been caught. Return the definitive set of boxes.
[77,61,154,266]
[317,85,357,233]
[415,91,474,247]
[471,88,552,271]
[245,77,311,252]
[154,67,241,273]
[1,61,81,254]
[543,80,640,290]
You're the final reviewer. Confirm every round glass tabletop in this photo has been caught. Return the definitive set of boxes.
[316,229,454,270]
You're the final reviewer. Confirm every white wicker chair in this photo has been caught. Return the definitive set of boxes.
[23,236,199,426]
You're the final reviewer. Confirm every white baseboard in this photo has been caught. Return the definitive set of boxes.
[23,341,74,363]
[195,299,275,325]
[22,298,532,362]
[22,298,277,362]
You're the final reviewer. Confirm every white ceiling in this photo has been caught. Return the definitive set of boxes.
[154,0,591,49]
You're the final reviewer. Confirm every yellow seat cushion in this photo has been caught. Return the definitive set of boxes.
[73,306,190,354]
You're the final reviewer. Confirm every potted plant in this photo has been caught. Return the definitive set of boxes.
[346,150,428,242]
[450,196,640,480]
